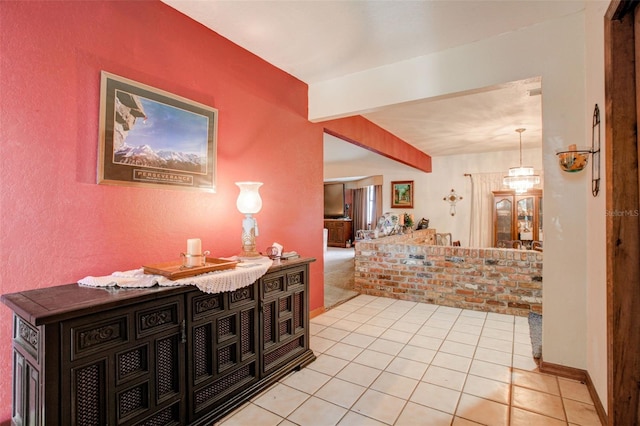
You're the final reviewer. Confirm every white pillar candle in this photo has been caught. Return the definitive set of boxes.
[186,238,202,267]
[187,238,201,255]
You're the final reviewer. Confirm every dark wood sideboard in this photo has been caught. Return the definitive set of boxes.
[1,258,316,426]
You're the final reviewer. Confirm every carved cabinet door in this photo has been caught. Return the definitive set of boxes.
[260,265,308,376]
[185,284,259,424]
[60,295,186,425]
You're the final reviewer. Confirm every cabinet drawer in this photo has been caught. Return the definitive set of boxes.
[286,267,306,290]
[68,314,129,361]
[261,273,286,298]
[261,266,307,300]
[229,284,256,309]
[189,284,257,322]
[191,292,225,321]
[135,299,182,338]
[64,296,183,361]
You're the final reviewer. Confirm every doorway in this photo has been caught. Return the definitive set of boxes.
[323,247,358,309]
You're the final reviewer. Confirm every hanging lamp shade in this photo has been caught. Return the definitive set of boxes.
[503,128,540,193]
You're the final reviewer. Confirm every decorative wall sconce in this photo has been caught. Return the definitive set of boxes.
[236,181,263,258]
[443,189,463,216]
[555,104,601,197]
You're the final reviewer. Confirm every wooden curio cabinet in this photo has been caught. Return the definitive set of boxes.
[2,258,316,426]
[492,189,543,247]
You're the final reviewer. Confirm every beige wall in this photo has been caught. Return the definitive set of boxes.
[315,8,609,409]
[585,0,608,412]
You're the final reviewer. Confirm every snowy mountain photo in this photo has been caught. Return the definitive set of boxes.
[114,143,206,174]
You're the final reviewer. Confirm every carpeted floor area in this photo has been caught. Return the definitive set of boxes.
[324,247,359,309]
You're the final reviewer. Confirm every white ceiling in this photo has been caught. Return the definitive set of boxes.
[161,0,584,160]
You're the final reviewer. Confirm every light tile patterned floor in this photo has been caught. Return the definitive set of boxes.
[217,295,601,425]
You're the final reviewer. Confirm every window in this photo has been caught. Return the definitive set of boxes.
[366,185,375,229]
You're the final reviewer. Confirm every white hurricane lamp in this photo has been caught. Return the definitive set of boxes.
[236,182,263,258]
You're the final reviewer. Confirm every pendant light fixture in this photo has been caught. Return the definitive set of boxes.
[503,128,540,194]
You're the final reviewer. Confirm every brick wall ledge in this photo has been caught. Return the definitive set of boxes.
[354,229,542,316]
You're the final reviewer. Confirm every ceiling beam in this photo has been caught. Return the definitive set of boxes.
[323,116,432,173]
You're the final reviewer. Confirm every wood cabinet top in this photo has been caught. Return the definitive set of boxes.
[2,257,315,326]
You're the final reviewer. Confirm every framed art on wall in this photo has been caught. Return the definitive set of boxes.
[391,180,414,208]
[98,71,218,192]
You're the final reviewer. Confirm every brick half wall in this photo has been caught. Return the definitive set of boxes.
[354,230,542,316]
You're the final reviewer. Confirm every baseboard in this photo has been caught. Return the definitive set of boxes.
[539,358,586,381]
[583,371,607,426]
[539,358,607,425]
[310,306,325,319]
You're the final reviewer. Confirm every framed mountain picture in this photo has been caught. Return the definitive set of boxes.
[98,71,218,192]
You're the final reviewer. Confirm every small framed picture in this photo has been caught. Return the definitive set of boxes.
[391,180,414,208]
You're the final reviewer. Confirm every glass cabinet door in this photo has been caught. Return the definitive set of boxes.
[495,198,513,243]
[493,190,542,248]
[517,197,535,242]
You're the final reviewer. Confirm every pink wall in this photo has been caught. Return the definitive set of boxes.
[0,1,325,421]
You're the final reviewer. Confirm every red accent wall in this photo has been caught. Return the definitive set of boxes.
[0,1,425,422]
[0,1,326,421]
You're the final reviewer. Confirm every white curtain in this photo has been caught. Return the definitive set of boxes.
[468,172,504,247]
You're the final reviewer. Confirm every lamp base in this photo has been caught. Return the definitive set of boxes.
[238,249,262,258]
[239,214,261,259]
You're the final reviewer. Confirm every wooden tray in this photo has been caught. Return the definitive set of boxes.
[142,257,238,280]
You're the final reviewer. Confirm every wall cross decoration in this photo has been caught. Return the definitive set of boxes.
[444,189,463,216]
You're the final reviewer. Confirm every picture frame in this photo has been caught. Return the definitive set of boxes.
[98,71,218,192]
[391,180,414,208]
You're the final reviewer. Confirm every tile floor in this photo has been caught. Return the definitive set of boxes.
[217,295,601,425]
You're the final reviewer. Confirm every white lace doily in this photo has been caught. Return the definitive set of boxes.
[78,257,273,294]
